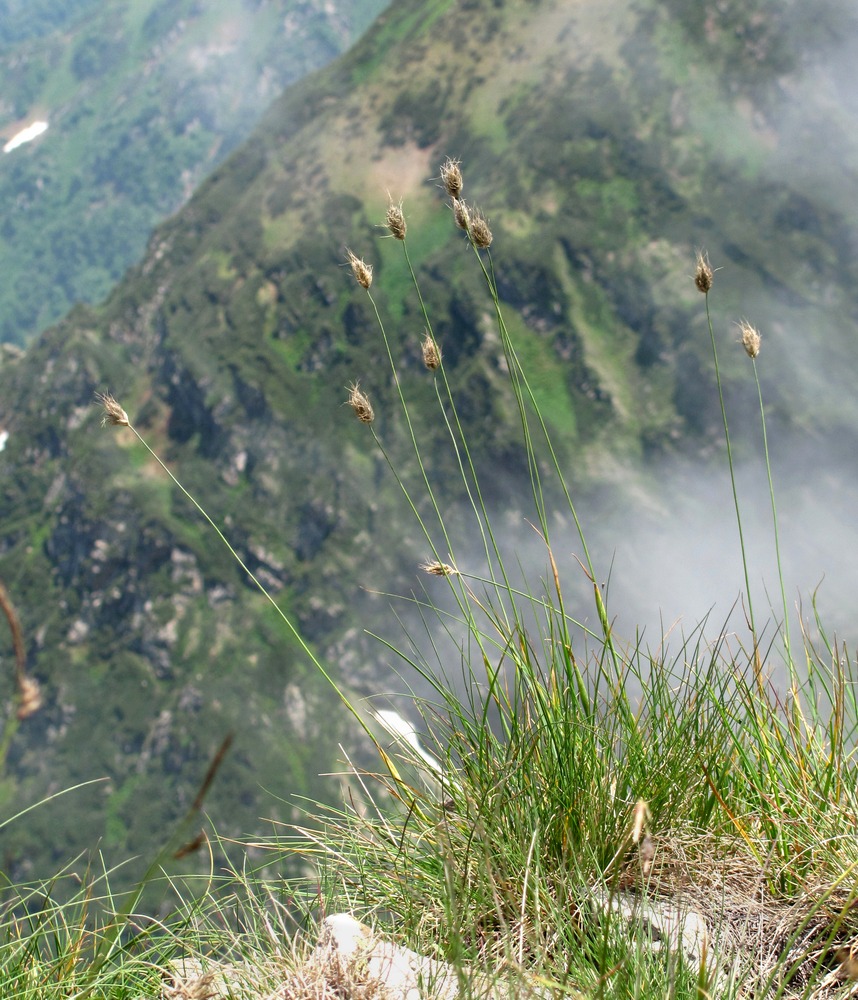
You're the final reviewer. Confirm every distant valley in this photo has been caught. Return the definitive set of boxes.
[0,0,389,346]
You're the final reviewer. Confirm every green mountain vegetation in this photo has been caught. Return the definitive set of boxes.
[0,0,389,346]
[0,0,102,44]
[2,0,858,895]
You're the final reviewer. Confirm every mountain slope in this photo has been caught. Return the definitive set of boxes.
[2,0,858,883]
[0,0,389,346]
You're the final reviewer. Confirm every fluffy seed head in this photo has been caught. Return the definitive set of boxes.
[17,676,42,720]
[346,249,372,290]
[421,332,441,371]
[469,208,493,249]
[694,251,713,294]
[440,157,463,199]
[97,391,130,427]
[420,560,459,577]
[452,198,470,231]
[738,320,761,358]
[347,381,374,424]
[631,798,650,843]
[385,200,407,240]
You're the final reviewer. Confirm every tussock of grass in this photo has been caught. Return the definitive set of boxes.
[4,159,858,1000]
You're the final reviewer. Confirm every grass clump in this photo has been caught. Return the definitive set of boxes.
[4,159,858,1000]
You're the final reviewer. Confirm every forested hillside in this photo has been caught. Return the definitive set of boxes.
[0,0,389,346]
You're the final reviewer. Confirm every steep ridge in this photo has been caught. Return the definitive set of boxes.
[1,0,857,882]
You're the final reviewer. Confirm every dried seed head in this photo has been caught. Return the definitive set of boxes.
[469,208,493,249]
[440,157,463,199]
[694,250,713,294]
[421,332,441,371]
[420,560,459,577]
[639,834,655,877]
[452,198,470,232]
[738,320,761,358]
[346,381,374,424]
[385,200,407,240]
[17,676,42,720]
[96,391,130,427]
[346,249,372,290]
[631,798,650,843]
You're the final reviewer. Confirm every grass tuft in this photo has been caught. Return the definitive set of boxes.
[3,159,857,1000]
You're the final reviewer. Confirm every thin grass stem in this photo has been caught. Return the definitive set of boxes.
[703,295,757,648]
[751,360,793,675]
[120,421,357,721]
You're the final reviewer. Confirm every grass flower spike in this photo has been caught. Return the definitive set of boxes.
[16,675,42,720]
[440,156,463,199]
[469,207,492,249]
[694,250,713,294]
[738,320,761,358]
[421,332,441,371]
[346,249,372,289]
[452,198,470,232]
[96,391,130,427]
[420,559,458,577]
[385,200,406,240]
[347,381,374,424]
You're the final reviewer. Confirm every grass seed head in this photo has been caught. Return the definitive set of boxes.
[420,560,459,577]
[631,799,650,843]
[421,332,441,371]
[17,676,42,720]
[347,381,375,424]
[470,207,493,249]
[452,198,470,231]
[440,157,463,199]
[346,249,373,290]
[385,200,407,240]
[694,250,713,294]
[96,391,130,427]
[738,320,761,358]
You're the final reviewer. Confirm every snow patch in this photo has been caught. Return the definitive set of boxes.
[0,429,8,452]
[3,121,48,153]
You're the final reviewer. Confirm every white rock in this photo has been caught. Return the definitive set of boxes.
[4,121,48,153]
[316,914,546,999]
[163,913,547,999]
[317,913,461,999]
[590,886,710,964]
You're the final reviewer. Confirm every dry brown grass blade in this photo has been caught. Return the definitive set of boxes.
[0,578,41,720]
[0,580,24,675]
[700,762,759,860]
[191,732,234,813]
